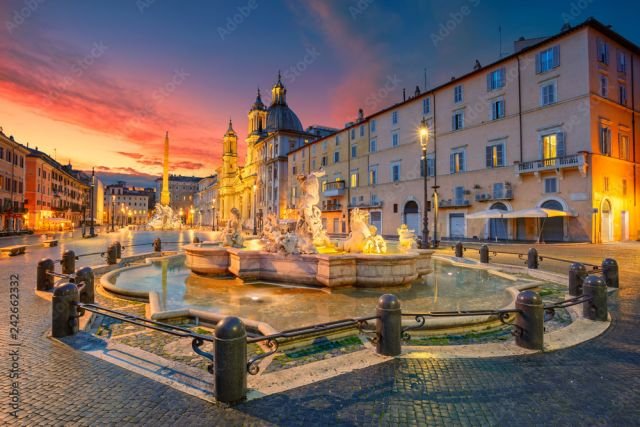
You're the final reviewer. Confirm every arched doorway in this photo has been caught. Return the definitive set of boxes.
[489,202,509,240]
[601,199,612,242]
[540,199,564,242]
[403,201,420,232]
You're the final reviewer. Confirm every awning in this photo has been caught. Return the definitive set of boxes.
[502,208,574,219]
[466,209,508,219]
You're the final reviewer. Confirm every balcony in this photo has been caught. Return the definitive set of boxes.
[516,153,587,177]
[475,188,513,202]
[322,203,343,212]
[323,181,345,197]
[439,199,471,209]
[348,200,383,209]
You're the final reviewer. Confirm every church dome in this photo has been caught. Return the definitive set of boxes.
[265,72,303,132]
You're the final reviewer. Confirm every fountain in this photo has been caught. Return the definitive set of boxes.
[183,169,434,287]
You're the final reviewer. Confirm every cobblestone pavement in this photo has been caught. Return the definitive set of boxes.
[1,235,639,425]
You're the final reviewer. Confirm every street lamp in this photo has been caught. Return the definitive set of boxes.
[190,206,195,228]
[419,117,430,249]
[211,198,216,231]
[89,167,96,237]
[252,184,257,235]
[111,194,115,232]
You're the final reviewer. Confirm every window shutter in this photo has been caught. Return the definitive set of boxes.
[452,114,456,130]
[486,146,492,168]
[552,46,560,67]
[535,53,541,74]
[460,151,465,171]
[557,132,566,157]
[450,154,455,173]
[497,144,504,166]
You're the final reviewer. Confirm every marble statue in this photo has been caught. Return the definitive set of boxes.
[261,213,300,255]
[344,208,387,254]
[397,224,418,252]
[222,207,244,248]
[294,170,331,253]
[148,204,182,230]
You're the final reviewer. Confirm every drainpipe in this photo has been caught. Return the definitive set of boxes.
[631,54,636,207]
[347,126,351,233]
[517,56,523,163]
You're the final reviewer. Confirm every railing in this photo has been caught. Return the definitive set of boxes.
[322,203,343,212]
[44,240,617,404]
[516,153,586,174]
[439,199,471,208]
[323,181,346,197]
[475,189,513,202]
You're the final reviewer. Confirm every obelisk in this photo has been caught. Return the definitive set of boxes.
[160,131,170,206]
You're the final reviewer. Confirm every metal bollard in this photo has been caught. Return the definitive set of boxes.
[527,248,539,269]
[601,258,619,288]
[37,258,55,291]
[193,236,200,244]
[583,275,608,321]
[61,250,76,275]
[52,283,80,338]
[454,241,463,258]
[106,244,117,265]
[114,241,122,259]
[376,294,402,356]
[514,290,544,350]
[214,316,247,404]
[75,267,95,304]
[479,244,489,264]
[568,263,587,296]
[153,238,162,252]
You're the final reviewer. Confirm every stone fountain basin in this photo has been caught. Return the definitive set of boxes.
[184,243,433,288]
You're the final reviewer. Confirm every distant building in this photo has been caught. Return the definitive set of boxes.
[153,175,200,223]
[24,147,89,231]
[194,175,217,228]
[0,129,29,232]
[104,182,151,226]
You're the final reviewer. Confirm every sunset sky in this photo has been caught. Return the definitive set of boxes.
[1,0,638,186]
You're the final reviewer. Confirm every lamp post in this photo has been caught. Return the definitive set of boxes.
[252,184,257,235]
[211,198,216,231]
[111,195,115,232]
[190,206,195,228]
[419,117,430,249]
[89,167,96,237]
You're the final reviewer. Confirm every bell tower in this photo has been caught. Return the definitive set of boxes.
[222,119,238,176]
[248,88,267,136]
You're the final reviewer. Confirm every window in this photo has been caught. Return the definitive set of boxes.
[423,97,430,114]
[369,165,378,185]
[617,50,627,73]
[452,110,464,130]
[536,46,560,73]
[311,159,316,170]
[351,128,355,139]
[450,150,465,173]
[391,162,401,182]
[544,177,558,193]
[454,186,465,204]
[540,81,557,106]
[292,153,296,162]
[350,170,359,188]
[335,135,340,146]
[420,155,435,177]
[370,120,376,133]
[392,133,399,147]
[599,125,612,156]
[369,138,377,153]
[311,145,316,155]
[597,38,609,64]
[392,111,398,125]
[603,176,609,192]
[322,141,328,151]
[487,68,506,90]
[623,179,627,195]
[321,156,328,166]
[454,85,463,103]
[619,85,627,105]
[542,132,565,162]
[333,151,340,163]
[600,75,608,98]
[490,98,505,120]
[292,166,297,175]
[351,144,357,158]
[360,125,365,137]
[485,143,505,168]
[619,134,630,160]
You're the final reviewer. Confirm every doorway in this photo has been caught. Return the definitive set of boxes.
[404,201,420,232]
[601,199,612,242]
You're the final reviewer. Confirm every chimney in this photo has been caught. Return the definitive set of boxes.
[415,85,421,96]
[402,88,406,102]
[357,108,364,121]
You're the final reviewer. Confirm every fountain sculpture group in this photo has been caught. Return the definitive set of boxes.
[184,170,433,287]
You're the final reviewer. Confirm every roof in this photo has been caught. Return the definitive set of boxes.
[287,17,640,155]
[266,103,304,132]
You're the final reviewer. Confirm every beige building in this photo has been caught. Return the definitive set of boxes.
[194,175,218,229]
[105,183,150,227]
[0,130,29,232]
[288,18,640,243]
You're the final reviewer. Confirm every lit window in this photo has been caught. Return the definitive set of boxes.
[450,150,465,173]
[485,143,505,168]
[369,166,378,185]
[350,171,358,188]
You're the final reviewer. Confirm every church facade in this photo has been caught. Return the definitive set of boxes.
[214,74,333,230]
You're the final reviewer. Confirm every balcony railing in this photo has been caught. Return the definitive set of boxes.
[323,181,346,197]
[476,188,513,202]
[322,203,343,212]
[439,199,471,208]
[516,153,587,175]
[348,200,383,209]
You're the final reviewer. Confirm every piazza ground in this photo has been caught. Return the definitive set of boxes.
[0,233,638,426]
